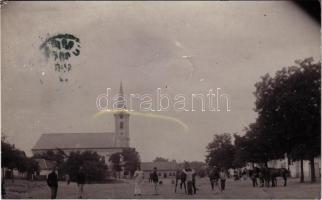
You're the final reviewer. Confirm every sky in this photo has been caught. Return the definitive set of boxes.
[1,1,320,162]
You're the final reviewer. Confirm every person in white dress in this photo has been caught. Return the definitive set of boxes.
[133,165,144,196]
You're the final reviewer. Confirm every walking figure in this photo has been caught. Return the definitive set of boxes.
[219,169,227,192]
[76,167,86,199]
[151,167,159,195]
[180,170,187,193]
[174,169,181,193]
[192,171,197,194]
[209,166,220,193]
[133,165,144,196]
[250,168,258,187]
[149,172,153,183]
[66,174,70,185]
[47,166,58,199]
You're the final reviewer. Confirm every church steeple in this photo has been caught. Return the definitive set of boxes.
[114,81,130,148]
[119,81,124,96]
[116,81,126,109]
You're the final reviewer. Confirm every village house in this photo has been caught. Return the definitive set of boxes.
[141,161,179,179]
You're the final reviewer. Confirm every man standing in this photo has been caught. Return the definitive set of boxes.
[183,165,195,195]
[66,174,70,185]
[180,170,187,194]
[219,169,227,192]
[209,166,220,193]
[151,167,159,195]
[47,167,58,199]
[174,169,182,193]
[192,171,197,194]
[76,167,86,199]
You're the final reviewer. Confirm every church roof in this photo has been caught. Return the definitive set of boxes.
[32,132,116,150]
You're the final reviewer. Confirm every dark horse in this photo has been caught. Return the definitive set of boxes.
[268,168,289,187]
[250,167,289,187]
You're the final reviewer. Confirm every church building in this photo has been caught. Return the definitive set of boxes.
[32,83,130,165]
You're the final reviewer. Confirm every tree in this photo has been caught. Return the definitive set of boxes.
[153,157,169,162]
[109,152,123,178]
[121,148,140,177]
[1,137,39,181]
[206,133,236,169]
[233,118,285,168]
[254,58,321,182]
[25,158,40,179]
[61,151,108,182]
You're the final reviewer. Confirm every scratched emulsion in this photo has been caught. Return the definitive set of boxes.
[94,109,189,133]
[40,33,81,82]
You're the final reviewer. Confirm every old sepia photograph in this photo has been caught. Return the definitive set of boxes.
[1,1,321,199]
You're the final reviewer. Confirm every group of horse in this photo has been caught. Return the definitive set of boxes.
[172,166,290,193]
[247,167,290,187]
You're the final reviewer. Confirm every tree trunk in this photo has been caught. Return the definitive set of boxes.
[11,169,14,183]
[2,168,4,180]
[310,157,316,183]
[300,159,304,183]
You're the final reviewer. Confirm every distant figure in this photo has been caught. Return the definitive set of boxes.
[66,174,70,185]
[151,167,159,195]
[192,171,197,194]
[47,167,58,199]
[149,172,153,183]
[183,165,195,195]
[76,167,86,199]
[233,169,239,180]
[250,168,258,187]
[242,168,247,180]
[219,169,227,192]
[174,169,183,193]
[180,169,187,193]
[209,166,220,193]
[133,165,144,196]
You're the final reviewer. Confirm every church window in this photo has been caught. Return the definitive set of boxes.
[120,114,123,119]
[120,122,123,129]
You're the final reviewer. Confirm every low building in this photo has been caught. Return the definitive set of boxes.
[141,161,178,179]
[34,158,57,179]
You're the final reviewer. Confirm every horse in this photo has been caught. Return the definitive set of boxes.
[247,167,270,187]
[267,168,289,187]
[253,167,289,187]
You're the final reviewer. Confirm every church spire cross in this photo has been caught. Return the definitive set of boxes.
[117,81,126,109]
[119,81,124,96]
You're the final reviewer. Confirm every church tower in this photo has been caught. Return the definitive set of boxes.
[114,82,130,148]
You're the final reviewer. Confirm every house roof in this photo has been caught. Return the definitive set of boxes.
[141,161,178,171]
[34,158,56,170]
[32,132,116,150]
